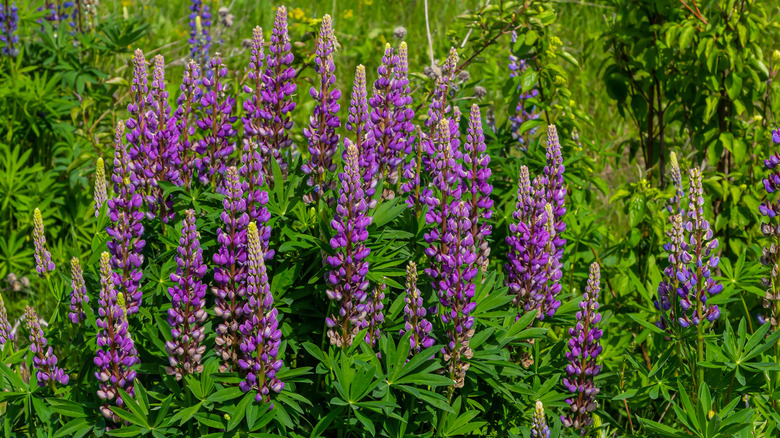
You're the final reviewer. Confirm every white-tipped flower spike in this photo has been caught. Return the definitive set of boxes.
[94,157,108,216]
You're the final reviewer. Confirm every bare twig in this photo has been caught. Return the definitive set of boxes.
[424,0,435,67]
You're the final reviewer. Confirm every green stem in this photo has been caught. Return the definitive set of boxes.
[697,322,704,390]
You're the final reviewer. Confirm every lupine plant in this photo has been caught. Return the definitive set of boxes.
[5,3,780,438]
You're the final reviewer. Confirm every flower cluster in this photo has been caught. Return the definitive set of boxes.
[0,292,11,347]
[0,2,19,57]
[531,400,550,438]
[189,0,212,64]
[213,167,249,371]
[95,252,139,423]
[94,157,108,216]
[655,214,685,330]
[508,31,539,149]
[666,152,685,215]
[505,126,565,320]
[148,55,181,222]
[242,26,265,149]
[33,208,55,278]
[260,6,296,178]
[562,262,602,433]
[346,65,378,207]
[107,121,146,315]
[677,168,721,326]
[196,53,237,187]
[25,306,69,387]
[759,131,780,328]
[69,258,89,324]
[462,104,493,271]
[166,210,208,380]
[401,261,434,355]
[175,60,202,189]
[126,49,153,204]
[364,282,386,347]
[302,15,340,201]
[423,48,460,173]
[325,142,372,348]
[369,44,402,185]
[238,222,284,406]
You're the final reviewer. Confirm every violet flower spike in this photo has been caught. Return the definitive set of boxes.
[196,52,237,187]
[148,55,182,223]
[213,167,249,371]
[94,157,108,217]
[364,282,386,348]
[561,262,602,433]
[0,2,20,57]
[531,400,551,438]
[655,214,688,330]
[347,65,378,207]
[188,0,212,64]
[166,210,208,380]
[400,261,434,355]
[423,47,458,173]
[175,60,202,188]
[369,43,402,186]
[95,252,140,423]
[0,292,12,347]
[440,201,478,389]
[33,208,55,278]
[677,168,721,326]
[242,26,265,161]
[240,142,273,258]
[107,121,146,315]
[25,306,69,387]
[260,6,296,180]
[69,258,89,324]
[302,15,341,201]
[400,126,424,210]
[238,221,284,407]
[325,141,373,348]
[463,104,493,271]
[125,49,153,208]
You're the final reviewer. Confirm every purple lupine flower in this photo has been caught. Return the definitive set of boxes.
[32,208,55,278]
[505,166,547,317]
[462,104,493,271]
[394,41,416,159]
[175,60,202,188]
[677,168,721,326]
[655,214,688,330]
[758,131,780,328]
[240,142,273,258]
[238,221,284,406]
[148,55,181,223]
[166,210,208,380]
[0,292,11,347]
[125,49,153,210]
[369,43,401,184]
[213,167,249,371]
[508,31,539,149]
[0,2,19,57]
[95,252,139,423]
[363,282,386,348]
[346,65,378,207]
[543,125,566,260]
[107,121,146,315]
[400,261,434,355]
[424,119,464,290]
[666,152,685,215]
[196,53,237,187]
[94,157,108,216]
[562,262,602,433]
[423,48,459,173]
[439,200,478,389]
[69,258,89,324]
[260,6,296,179]
[325,142,373,348]
[25,306,69,386]
[302,15,341,202]
[532,400,551,438]
[242,26,265,161]
[189,0,212,64]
